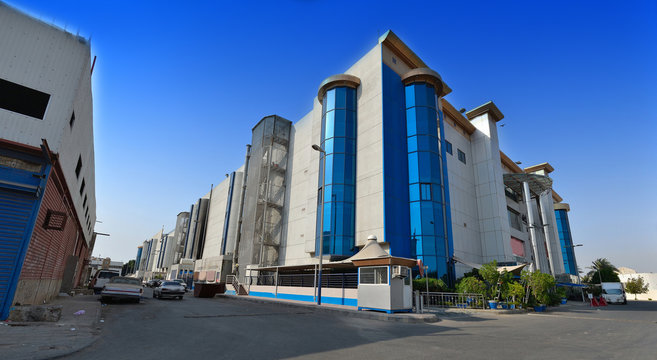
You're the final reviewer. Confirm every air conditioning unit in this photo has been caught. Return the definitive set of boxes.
[392,265,407,278]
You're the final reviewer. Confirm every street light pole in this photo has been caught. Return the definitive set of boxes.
[312,144,326,306]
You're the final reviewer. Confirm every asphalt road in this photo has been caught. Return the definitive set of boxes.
[64,289,657,360]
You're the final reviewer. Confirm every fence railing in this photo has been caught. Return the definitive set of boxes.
[247,273,357,289]
[419,292,485,309]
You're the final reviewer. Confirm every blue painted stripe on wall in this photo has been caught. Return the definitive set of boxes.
[248,291,357,307]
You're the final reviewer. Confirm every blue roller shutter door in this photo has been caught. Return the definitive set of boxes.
[0,187,42,319]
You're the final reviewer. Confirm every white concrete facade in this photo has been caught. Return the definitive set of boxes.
[0,3,96,243]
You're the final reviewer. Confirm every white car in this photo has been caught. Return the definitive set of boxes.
[153,281,186,300]
[92,270,121,294]
[602,282,627,304]
[101,277,143,303]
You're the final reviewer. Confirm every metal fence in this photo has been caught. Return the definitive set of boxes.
[419,292,485,309]
[247,273,357,289]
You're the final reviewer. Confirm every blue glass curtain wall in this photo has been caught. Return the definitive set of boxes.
[405,82,453,281]
[382,64,411,258]
[316,87,357,256]
[555,209,577,275]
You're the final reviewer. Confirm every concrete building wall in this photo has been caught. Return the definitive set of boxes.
[203,178,232,259]
[282,111,317,265]
[0,3,96,244]
[469,113,513,264]
[444,117,482,276]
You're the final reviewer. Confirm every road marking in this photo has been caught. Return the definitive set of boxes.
[528,313,656,324]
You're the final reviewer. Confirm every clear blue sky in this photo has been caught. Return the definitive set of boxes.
[9,1,657,272]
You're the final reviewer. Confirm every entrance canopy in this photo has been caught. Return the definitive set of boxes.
[503,173,553,197]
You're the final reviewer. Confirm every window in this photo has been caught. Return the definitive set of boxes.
[445,140,453,155]
[75,156,82,178]
[69,112,75,129]
[508,207,522,231]
[83,195,88,208]
[420,183,432,200]
[505,186,520,202]
[457,149,466,164]
[0,78,50,119]
[359,266,389,285]
[79,179,85,195]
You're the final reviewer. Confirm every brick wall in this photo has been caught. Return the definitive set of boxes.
[15,165,88,303]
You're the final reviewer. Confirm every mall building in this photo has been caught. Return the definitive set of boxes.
[142,30,579,299]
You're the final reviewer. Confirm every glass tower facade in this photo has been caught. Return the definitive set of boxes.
[555,209,577,275]
[404,82,453,280]
[315,86,357,256]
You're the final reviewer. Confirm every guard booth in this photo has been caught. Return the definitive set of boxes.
[349,236,415,313]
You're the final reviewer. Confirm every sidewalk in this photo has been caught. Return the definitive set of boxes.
[219,294,440,323]
[0,294,102,360]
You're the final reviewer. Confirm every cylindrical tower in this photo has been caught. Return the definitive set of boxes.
[315,74,360,256]
[402,68,453,282]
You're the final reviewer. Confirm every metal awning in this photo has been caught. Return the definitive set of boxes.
[557,282,586,288]
[503,173,553,197]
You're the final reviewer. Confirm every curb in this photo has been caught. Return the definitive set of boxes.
[217,295,439,324]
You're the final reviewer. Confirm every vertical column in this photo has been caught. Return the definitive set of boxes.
[522,181,541,272]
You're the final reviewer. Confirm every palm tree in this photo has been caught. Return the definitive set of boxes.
[586,258,620,284]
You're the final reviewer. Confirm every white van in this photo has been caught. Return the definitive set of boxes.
[601,282,627,304]
[92,270,121,294]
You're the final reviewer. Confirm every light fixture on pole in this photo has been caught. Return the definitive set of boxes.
[311,144,326,306]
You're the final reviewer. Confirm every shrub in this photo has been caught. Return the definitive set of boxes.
[556,287,567,299]
[413,277,448,292]
[456,277,487,295]
[506,281,526,304]
[525,271,556,305]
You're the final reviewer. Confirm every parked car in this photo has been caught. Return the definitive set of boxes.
[173,279,188,292]
[153,281,186,300]
[146,279,162,288]
[101,277,143,303]
[602,282,627,304]
[91,270,121,294]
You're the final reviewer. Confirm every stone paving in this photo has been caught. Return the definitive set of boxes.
[0,294,102,360]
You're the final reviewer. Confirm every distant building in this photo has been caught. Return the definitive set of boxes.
[0,3,97,319]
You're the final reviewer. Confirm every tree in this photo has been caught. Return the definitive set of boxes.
[625,276,649,300]
[121,260,136,276]
[586,258,620,284]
